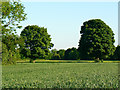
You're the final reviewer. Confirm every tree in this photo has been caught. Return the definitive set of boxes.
[52,53,61,60]
[57,49,65,60]
[20,25,54,62]
[111,45,120,60]
[2,42,20,65]
[2,34,19,51]
[1,0,26,35]
[48,49,57,60]
[49,49,65,60]
[0,41,1,63]
[64,47,79,60]
[1,0,26,64]
[78,19,115,60]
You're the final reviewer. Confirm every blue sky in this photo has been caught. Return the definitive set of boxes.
[18,2,118,50]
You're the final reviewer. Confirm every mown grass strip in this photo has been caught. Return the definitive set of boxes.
[16,59,120,63]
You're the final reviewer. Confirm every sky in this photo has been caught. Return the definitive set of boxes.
[18,1,118,50]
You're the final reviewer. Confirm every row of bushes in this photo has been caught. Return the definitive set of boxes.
[47,47,79,60]
[48,45,120,61]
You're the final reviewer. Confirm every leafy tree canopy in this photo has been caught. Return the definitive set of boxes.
[78,19,115,60]
[1,0,26,35]
[20,25,54,61]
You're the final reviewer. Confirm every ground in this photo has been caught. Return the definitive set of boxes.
[2,62,118,88]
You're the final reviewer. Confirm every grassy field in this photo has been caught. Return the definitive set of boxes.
[2,63,118,88]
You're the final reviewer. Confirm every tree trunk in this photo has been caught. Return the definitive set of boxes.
[33,60,36,63]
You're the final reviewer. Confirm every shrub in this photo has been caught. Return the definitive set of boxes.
[52,54,61,60]
[94,59,103,63]
[2,43,17,65]
[101,59,103,63]
[94,59,101,63]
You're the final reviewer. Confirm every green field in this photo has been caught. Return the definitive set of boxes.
[2,63,118,88]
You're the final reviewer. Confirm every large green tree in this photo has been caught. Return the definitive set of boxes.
[1,0,26,64]
[20,25,54,62]
[78,19,115,60]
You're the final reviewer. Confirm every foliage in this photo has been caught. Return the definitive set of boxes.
[94,59,103,63]
[48,49,58,60]
[2,43,17,65]
[20,25,54,61]
[49,48,79,60]
[1,0,26,35]
[114,45,120,60]
[64,47,79,60]
[2,34,22,64]
[49,49,65,60]
[2,63,118,88]
[1,0,26,64]
[57,49,65,60]
[78,19,115,60]
[111,45,120,60]
[101,59,103,63]
[0,37,2,63]
[2,43,9,64]
[2,34,19,51]
[52,53,61,60]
